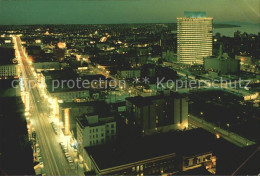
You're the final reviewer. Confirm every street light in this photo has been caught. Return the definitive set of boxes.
[216,134,220,139]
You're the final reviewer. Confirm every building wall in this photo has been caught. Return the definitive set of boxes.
[126,95,188,135]
[182,152,216,174]
[60,105,96,138]
[0,64,18,78]
[50,90,90,102]
[77,120,116,155]
[83,150,216,175]
[83,152,179,175]
[177,17,213,65]
[204,58,240,74]
[204,58,220,71]
[173,98,188,129]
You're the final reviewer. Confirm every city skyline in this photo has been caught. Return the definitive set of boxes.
[0,0,259,175]
[0,0,259,25]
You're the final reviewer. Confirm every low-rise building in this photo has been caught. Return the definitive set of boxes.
[76,112,116,155]
[0,46,19,79]
[58,101,109,136]
[204,53,240,75]
[82,128,216,175]
[40,70,91,102]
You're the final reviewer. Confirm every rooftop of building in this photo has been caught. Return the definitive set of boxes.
[77,111,114,128]
[184,11,206,18]
[80,74,109,81]
[0,47,16,65]
[26,45,41,51]
[30,53,56,63]
[0,79,19,97]
[117,66,141,71]
[126,91,185,106]
[42,69,78,80]
[85,128,214,170]
[59,100,108,109]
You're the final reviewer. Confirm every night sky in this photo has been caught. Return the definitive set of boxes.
[0,0,259,25]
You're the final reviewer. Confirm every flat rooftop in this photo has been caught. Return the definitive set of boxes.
[59,100,107,108]
[0,47,16,65]
[85,128,214,170]
[126,91,184,106]
[77,112,114,128]
[184,11,206,18]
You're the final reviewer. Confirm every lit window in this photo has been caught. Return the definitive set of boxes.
[136,166,139,172]
[132,167,135,172]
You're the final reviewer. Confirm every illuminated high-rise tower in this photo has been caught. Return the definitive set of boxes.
[177,12,213,65]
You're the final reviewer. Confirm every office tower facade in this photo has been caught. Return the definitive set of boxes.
[177,12,213,65]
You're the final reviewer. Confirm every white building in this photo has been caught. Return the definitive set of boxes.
[76,113,116,154]
[177,12,213,65]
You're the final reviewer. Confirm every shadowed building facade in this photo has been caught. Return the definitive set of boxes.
[126,92,188,135]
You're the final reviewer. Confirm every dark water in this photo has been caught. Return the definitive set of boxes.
[213,24,260,37]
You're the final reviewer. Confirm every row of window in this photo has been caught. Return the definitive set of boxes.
[89,130,115,139]
[89,124,115,133]
[89,138,105,145]
[89,135,116,145]
[184,154,212,166]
